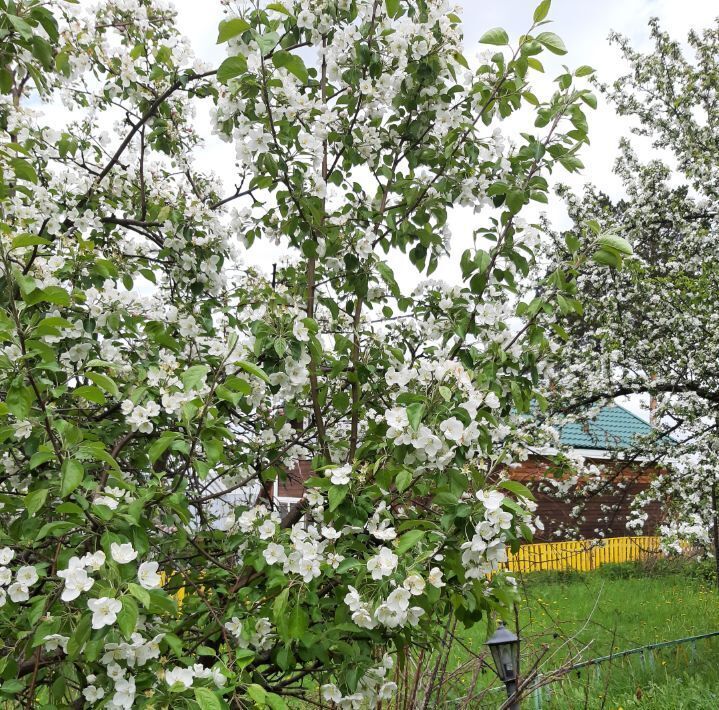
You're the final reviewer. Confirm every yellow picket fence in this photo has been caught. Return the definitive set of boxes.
[504,535,662,574]
[161,537,663,605]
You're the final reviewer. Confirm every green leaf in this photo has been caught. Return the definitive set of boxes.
[127,583,151,609]
[267,3,292,15]
[216,384,241,406]
[586,219,602,235]
[25,488,48,517]
[6,382,33,419]
[37,316,73,329]
[31,36,53,68]
[148,432,181,463]
[217,17,250,43]
[24,285,71,307]
[10,157,38,183]
[118,596,138,639]
[385,0,401,18]
[580,91,598,109]
[77,441,121,472]
[533,0,551,22]
[255,31,280,55]
[162,633,183,657]
[29,450,54,469]
[506,189,525,214]
[433,491,459,506]
[67,613,91,659]
[72,385,106,405]
[0,679,25,694]
[575,65,595,77]
[0,68,11,94]
[11,234,50,250]
[527,57,544,72]
[592,248,621,268]
[60,459,84,497]
[236,648,256,669]
[499,479,536,501]
[266,694,289,710]
[598,234,632,256]
[395,530,425,555]
[479,28,509,46]
[194,688,223,710]
[224,375,252,394]
[85,372,119,398]
[406,402,424,432]
[182,365,209,391]
[7,14,34,40]
[452,50,470,70]
[395,469,412,493]
[247,685,268,705]
[216,55,248,83]
[536,31,567,55]
[36,521,75,541]
[14,270,37,295]
[236,360,270,383]
[56,501,84,515]
[559,154,584,172]
[273,587,290,639]
[32,7,59,42]
[272,50,308,83]
[288,605,308,639]
[328,485,348,512]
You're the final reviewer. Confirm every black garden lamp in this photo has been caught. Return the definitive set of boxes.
[486,621,521,709]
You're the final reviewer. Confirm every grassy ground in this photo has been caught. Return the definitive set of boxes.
[450,563,719,708]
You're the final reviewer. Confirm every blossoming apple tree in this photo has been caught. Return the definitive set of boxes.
[538,19,719,552]
[0,0,598,706]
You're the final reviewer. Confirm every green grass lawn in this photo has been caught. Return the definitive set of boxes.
[449,564,719,709]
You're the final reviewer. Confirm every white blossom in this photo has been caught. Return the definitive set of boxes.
[88,597,122,629]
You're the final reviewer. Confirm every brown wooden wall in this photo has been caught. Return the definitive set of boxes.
[274,455,665,541]
[276,459,313,499]
[511,456,664,540]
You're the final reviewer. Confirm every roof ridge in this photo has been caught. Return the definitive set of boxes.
[610,402,655,431]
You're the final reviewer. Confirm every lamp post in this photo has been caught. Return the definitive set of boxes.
[486,621,521,709]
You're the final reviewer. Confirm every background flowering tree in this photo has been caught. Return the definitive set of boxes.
[538,19,719,555]
[0,0,599,707]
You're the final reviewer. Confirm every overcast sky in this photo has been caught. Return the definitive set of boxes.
[174,0,719,202]
[171,0,719,246]
[171,1,718,420]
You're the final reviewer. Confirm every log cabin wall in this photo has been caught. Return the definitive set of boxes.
[274,455,665,541]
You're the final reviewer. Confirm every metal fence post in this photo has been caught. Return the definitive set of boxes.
[532,675,543,710]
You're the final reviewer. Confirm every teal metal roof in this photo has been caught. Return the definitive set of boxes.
[558,405,656,451]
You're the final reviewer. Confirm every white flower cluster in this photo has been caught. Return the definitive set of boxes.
[54,542,161,609]
[268,349,312,399]
[321,653,397,709]
[461,490,523,578]
[165,663,227,691]
[217,501,281,536]
[95,486,134,510]
[262,522,344,583]
[0,546,40,605]
[367,504,397,541]
[383,358,504,469]
[80,632,169,708]
[57,551,105,601]
[0,547,40,607]
[121,399,161,433]
[225,616,274,652]
[344,566,444,632]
